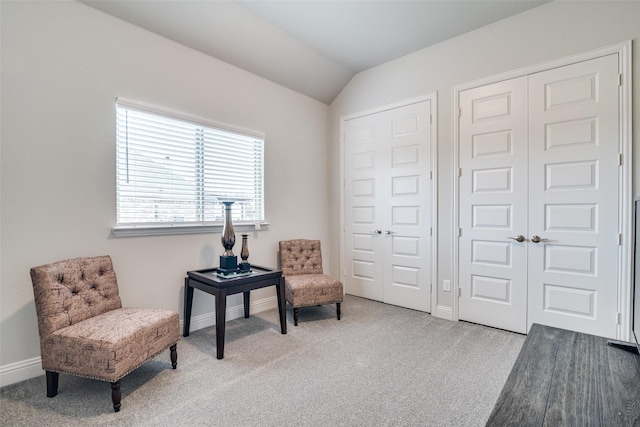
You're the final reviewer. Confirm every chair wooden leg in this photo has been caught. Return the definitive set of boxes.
[337,302,341,320]
[111,381,121,412]
[293,307,299,326]
[170,343,177,369]
[46,371,59,397]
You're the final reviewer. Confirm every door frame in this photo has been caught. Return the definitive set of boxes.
[340,93,439,313]
[452,41,633,340]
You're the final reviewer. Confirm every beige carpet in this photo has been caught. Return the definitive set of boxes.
[0,295,525,426]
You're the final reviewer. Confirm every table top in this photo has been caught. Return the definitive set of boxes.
[486,323,640,426]
[187,265,281,287]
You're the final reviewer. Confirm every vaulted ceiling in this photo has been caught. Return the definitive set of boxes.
[82,0,549,104]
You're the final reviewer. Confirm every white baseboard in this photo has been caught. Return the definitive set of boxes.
[183,295,278,332]
[0,357,43,388]
[0,296,279,388]
[434,305,453,321]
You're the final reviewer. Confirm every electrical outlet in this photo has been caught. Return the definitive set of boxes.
[443,280,451,292]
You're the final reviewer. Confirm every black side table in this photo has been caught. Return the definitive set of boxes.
[183,265,287,359]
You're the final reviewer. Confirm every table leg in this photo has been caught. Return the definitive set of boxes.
[215,290,227,359]
[277,277,287,334]
[243,291,250,318]
[183,278,194,337]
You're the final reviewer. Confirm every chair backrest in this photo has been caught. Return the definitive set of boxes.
[279,239,324,276]
[30,255,122,337]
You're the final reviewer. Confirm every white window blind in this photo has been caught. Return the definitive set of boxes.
[116,100,264,227]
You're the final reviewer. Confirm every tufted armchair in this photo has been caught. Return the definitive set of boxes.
[30,255,180,412]
[278,240,343,326]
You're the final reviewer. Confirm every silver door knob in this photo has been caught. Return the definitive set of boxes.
[384,229,394,235]
[531,235,548,243]
[370,229,382,235]
[508,235,526,242]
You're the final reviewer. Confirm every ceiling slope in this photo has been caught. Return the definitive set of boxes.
[82,0,548,104]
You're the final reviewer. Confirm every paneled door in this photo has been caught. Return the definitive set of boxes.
[526,54,620,338]
[458,77,529,333]
[344,100,433,312]
[458,54,621,337]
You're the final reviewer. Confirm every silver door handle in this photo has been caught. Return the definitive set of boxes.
[370,229,382,235]
[508,235,526,242]
[531,235,548,243]
[384,229,394,235]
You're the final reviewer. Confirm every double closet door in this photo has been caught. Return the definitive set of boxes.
[344,100,433,312]
[458,54,621,337]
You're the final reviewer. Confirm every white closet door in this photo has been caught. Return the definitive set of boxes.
[382,101,432,311]
[458,53,621,338]
[527,54,620,338]
[344,100,433,312]
[458,77,529,333]
[344,112,386,302]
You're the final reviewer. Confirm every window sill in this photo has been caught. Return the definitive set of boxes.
[111,222,270,238]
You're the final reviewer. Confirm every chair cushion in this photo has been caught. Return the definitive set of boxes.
[41,308,180,382]
[285,274,344,308]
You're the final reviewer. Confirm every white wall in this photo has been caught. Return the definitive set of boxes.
[0,1,330,384]
[328,1,640,314]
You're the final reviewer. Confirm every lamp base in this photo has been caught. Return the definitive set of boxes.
[218,255,238,275]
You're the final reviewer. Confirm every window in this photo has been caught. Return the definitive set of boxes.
[115,99,264,233]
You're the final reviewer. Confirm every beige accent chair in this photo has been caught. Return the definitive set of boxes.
[278,240,343,326]
[30,255,180,412]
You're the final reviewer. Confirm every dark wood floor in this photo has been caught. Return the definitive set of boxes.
[487,323,640,426]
